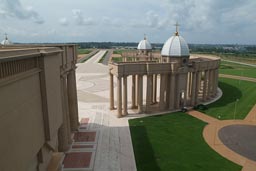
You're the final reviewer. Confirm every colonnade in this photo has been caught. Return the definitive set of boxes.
[109,68,219,118]
[58,68,79,152]
[186,69,218,107]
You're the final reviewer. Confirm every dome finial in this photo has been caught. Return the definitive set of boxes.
[144,33,147,40]
[4,33,8,40]
[174,22,180,36]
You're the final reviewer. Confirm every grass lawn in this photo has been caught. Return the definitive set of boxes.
[113,50,124,54]
[199,78,256,120]
[112,57,123,62]
[129,112,242,171]
[219,61,256,78]
[78,48,92,55]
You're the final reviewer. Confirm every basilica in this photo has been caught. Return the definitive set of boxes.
[109,26,220,117]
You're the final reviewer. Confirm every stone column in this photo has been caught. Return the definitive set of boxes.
[117,76,122,118]
[169,74,176,110]
[109,72,114,110]
[175,75,180,109]
[203,70,209,101]
[214,69,219,95]
[211,69,216,96]
[159,74,166,110]
[58,75,72,151]
[195,72,200,104]
[123,76,128,116]
[207,70,212,99]
[135,75,139,107]
[187,72,192,99]
[146,74,153,112]
[151,74,155,103]
[153,74,157,103]
[210,70,215,96]
[58,76,70,152]
[67,69,79,131]
[131,75,136,109]
[183,74,188,108]
[137,75,143,113]
[165,74,171,109]
[191,72,197,106]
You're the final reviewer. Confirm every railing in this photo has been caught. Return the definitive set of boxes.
[0,58,38,79]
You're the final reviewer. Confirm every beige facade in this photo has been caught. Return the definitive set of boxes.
[109,53,220,118]
[0,45,79,171]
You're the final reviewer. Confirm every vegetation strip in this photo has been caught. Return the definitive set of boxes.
[219,61,256,78]
[78,48,92,55]
[78,50,99,63]
[98,50,108,63]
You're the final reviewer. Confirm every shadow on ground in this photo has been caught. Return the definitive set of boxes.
[207,81,242,108]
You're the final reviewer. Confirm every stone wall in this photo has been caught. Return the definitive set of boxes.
[0,45,79,171]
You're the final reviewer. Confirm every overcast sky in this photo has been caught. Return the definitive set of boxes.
[0,0,256,44]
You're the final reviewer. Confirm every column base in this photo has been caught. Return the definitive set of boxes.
[130,106,138,109]
[109,107,115,110]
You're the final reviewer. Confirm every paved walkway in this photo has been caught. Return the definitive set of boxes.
[222,59,256,67]
[219,74,256,83]
[187,109,256,171]
[75,50,137,171]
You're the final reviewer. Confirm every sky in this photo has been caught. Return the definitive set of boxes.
[0,0,256,44]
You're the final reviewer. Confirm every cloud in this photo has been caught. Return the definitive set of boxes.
[72,9,95,26]
[0,0,44,24]
[59,17,69,26]
[161,0,256,32]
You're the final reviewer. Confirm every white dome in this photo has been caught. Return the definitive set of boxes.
[137,37,152,50]
[161,35,189,57]
[1,35,12,45]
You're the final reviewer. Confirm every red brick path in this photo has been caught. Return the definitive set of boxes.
[74,132,96,142]
[63,152,92,168]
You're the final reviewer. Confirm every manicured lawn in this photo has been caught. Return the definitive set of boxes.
[219,61,256,78]
[199,78,256,120]
[129,112,242,171]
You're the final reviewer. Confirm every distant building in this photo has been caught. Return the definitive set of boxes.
[1,34,13,45]
[137,35,152,55]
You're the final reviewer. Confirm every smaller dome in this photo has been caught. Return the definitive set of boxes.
[1,34,12,45]
[137,36,152,50]
[161,34,189,57]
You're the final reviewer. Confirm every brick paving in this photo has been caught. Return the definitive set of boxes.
[62,117,96,170]
[63,152,92,168]
[72,144,94,149]
[74,132,96,142]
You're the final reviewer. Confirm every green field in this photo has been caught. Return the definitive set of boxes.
[129,112,242,171]
[98,50,108,63]
[113,50,124,54]
[111,57,123,63]
[199,78,256,120]
[219,61,256,78]
[78,48,92,55]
